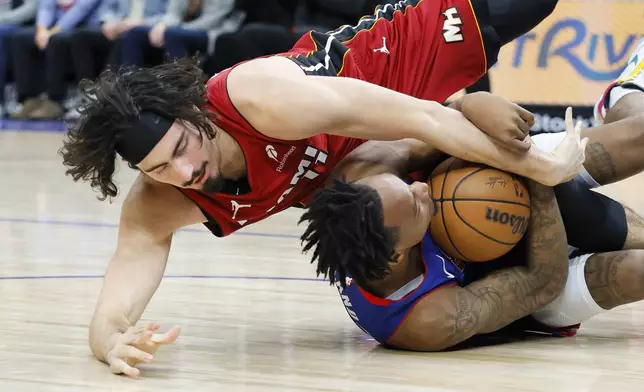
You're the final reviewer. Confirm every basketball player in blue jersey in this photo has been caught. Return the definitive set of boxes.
[299,107,644,350]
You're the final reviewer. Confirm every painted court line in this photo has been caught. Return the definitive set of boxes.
[0,217,301,239]
[0,274,325,282]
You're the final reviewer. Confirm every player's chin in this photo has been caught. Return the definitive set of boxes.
[202,174,225,194]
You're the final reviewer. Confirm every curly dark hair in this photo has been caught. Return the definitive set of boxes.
[299,178,399,289]
[59,57,215,201]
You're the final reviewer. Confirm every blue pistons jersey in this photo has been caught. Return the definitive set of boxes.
[335,231,465,343]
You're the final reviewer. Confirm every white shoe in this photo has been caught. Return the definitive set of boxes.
[593,36,644,124]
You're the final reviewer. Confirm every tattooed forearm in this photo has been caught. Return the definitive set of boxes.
[393,182,572,351]
[453,286,503,336]
[448,182,570,337]
[448,271,529,337]
[584,141,617,185]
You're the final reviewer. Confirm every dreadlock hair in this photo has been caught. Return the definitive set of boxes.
[59,57,214,201]
[299,177,399,289]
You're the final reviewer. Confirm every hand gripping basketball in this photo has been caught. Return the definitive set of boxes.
[105,322,181,378]
[460,92,535,153]
[548,107,590,185]
[429,158,531,262]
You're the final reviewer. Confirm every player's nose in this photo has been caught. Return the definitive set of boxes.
[411,182,429,201]
[411,181,430,201]
[172,158,194,182]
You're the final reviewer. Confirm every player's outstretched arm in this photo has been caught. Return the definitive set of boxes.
[387,181,570,351]
[89,176,205,377]
[226,57,585,187]
[332,94,540,182]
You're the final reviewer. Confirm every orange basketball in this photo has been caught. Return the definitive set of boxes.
[429,158,531,262]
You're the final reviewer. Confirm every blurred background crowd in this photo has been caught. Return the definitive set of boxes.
[0,0,491,121]
[1,0,635,131]
[0,0,370,120]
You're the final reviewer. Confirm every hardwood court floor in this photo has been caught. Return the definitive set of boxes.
[2,131,644,391]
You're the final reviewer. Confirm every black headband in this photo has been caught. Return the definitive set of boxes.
[115,111,174,165]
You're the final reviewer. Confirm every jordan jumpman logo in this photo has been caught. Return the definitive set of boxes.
[373,37,390,54]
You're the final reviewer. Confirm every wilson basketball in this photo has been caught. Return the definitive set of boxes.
[429,158,531,263]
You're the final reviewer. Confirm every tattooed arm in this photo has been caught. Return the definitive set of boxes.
[387,181,570,351]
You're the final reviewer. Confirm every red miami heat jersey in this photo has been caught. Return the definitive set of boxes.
[178,74,366,237]
[285,0,489,102]
[179,0,491,236]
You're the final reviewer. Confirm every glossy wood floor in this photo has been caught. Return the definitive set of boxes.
[2,131,644,392]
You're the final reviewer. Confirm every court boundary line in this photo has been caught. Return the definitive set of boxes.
[0,274,326,282]
[0,217,301,239]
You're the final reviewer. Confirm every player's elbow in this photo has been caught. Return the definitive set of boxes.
[388,308,469,352]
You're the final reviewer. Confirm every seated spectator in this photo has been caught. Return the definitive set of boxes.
[201,0,297,75]
[0,0,37,118]
[10,0,101,120]
[67,0,182,119]
[119,0,188,67]
[69,1,172,90]
[163,0,244,61]
[203,0,379,75]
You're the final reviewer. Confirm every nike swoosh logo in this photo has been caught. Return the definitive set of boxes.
[437,255,455,279]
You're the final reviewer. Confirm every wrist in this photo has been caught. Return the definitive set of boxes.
[89,316,129,362]
[456,91,488,113]
[89,330,117,362]
[523,146,558,185]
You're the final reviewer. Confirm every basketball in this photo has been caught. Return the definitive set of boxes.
[429,158,531,263]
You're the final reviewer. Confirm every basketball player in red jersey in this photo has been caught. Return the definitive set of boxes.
[59,0,576,377]
[300,109,644,351]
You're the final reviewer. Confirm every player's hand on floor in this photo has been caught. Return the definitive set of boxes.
[550,107,589,185]
[460,92,535,153]
[105,322,181,378]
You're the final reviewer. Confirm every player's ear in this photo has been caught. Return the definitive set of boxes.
[390,252,405,265]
